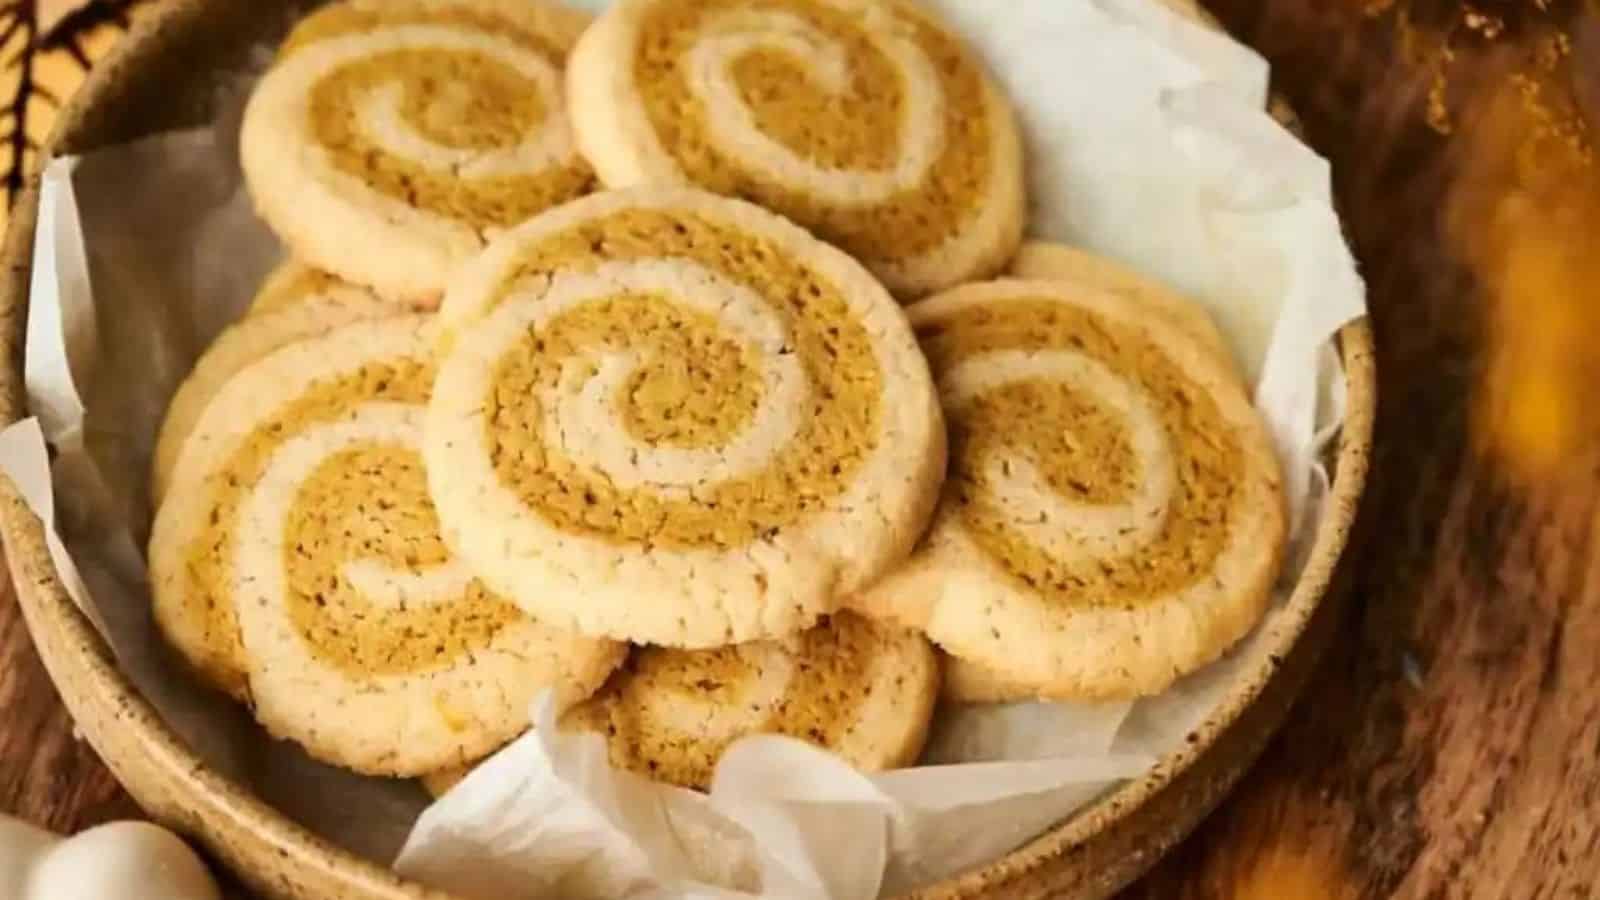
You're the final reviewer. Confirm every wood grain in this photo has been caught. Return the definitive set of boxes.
[1,1,1597,897]
[0,579,254,891]
[1128,0,1600,896]
[0,578,137,832]
[0,0,148,836]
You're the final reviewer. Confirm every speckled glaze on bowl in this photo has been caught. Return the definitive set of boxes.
[0,2,1375,897]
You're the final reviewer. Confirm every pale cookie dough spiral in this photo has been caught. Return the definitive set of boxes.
[240,0,595,300]
[852,279,1286,701]
[424,187,946,648]
[565,0,1025,298]
[148,316,622,775]
[424,611,938,794]
[565,611,938,789]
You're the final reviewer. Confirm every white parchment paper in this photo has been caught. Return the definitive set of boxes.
[0,1,1365,897]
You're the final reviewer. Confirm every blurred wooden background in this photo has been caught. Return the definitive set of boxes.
[0,0,1595,897]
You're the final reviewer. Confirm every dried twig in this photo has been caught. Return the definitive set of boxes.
[0,0,151,208]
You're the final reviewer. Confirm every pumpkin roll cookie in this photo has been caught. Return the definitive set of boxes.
[565,0,1025,298]
[853,279,1285,701]
[424,187,946,648]
[424,611,939,794]
[240,0,596,300]
[149,316,622,774]
[151,263,430,507]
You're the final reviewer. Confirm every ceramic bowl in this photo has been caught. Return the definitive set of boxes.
[0,2,1375,897]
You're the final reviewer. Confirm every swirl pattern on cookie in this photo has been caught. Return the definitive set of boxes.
[567,611,937,789]
[421,611,937,794]
[853,279,1285,701]
[240,0,595,299]
[152,264,430,508]
[148,316,622,774]
[565,0,1024,297]
[424,187,945,648]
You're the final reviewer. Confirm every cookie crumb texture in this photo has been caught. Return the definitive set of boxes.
[567,0,1024,297]
[565,611,939,789]
[426,188,945,649]
[149,316,620,776]
[858,279,1285,701]
[240,0,596,299]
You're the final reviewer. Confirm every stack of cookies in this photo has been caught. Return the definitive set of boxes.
[148,0,1285,792]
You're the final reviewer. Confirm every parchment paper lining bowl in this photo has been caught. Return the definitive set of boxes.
[0,1,1375,897]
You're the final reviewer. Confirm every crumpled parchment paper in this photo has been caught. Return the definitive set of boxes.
[0,1,1364,897]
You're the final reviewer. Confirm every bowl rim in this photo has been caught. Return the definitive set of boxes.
[0,2,1376,897]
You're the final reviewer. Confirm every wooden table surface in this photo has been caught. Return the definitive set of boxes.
[1,0,1597,897]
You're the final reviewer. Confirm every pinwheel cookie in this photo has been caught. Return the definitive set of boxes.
[422,611,938,794]
[151,262,429,506]
[853,279,1286,701]
[148,315,623,774]
[239,0,596,300]
[424,187,946,648]
[570,611,937,789]
[565,0,1025,298]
